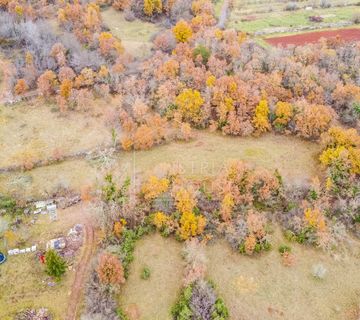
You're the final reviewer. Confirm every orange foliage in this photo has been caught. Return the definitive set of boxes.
[97,253,125,286]
[14,79,28,95]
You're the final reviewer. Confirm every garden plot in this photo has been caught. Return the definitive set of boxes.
[102,8,161,58]
[206,233,360,320]
[119,233,184,320]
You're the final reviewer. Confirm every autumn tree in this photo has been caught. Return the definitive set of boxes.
[295,103,333,139]
[175,89,204,124]
[37,70,57,98]
[144,0,162,16]
[14,79,28,95]
[173,20,193,43]
[97,253,125,286]
[253,99,271,134]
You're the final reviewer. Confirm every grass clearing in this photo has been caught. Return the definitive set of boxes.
[102,8,161,58]
[0,132,321,198]
[206,230,360,320]
[119,233,184,320]
[229,3,360,34]
[0,100,113,168]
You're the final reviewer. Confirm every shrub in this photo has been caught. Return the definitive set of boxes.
[141,266,151,279]
[320,0,331,8]
[141,176,170,200]
[45,250,66,281]
[278,244,291,254]
[14,79,28,95]
[193,45,211,64]
[284,2,298,11]
[97,253,125,286]
[352,13,360,24]
[173,20,193,43]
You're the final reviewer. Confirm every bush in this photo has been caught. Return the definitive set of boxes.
[97,253,125,286]
[284,2,298,11]
[320,0,331,8]
[141,266,151,280]
[45,250,66,281]
[278,244,291,254]
[352,13,360,24]
[193,45,211,64]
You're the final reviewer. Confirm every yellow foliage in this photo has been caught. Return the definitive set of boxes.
[175,88,204,123]
[175,187,196,213]
[173,20,193,43]
[320,127,360,174]
[273,101,293,126]
[113,219,127,238]
[253,99,271,133]
[59,79,73,100]
[304,208,326,231]
[214,29,223,40]
[244,234,256,255]
[206,75,216,87]
[152,211,170,229]
[144,0,162,16]
[178,211,206,240]
[220,193,234,221]
[141,176,170,200]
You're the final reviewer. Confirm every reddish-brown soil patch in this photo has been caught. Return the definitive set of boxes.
[266,28,360,46]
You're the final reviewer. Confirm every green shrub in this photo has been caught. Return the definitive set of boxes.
[118,225,152,278]
[212,298,229,320]
[171,284,193,320]
[193,45,211,64]
[141,266,151,280]
[45,249,66,281]
[278,244,291,255]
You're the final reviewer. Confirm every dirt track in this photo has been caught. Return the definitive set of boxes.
[66,223,96,320]
[266,28,360,46]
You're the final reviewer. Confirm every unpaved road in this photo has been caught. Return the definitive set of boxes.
[66,223,96,320]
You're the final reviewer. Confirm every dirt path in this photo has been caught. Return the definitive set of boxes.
[66,223,96,320]
[217,0,230,29]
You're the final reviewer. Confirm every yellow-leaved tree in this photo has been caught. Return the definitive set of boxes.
[253,99,271,134]
[173,20,193,42]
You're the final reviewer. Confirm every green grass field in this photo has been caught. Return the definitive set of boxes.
[229,2,360,34]
[102,8,161,58]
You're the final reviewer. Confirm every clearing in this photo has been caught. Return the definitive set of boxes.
[266,28,360,46]
[0,101,113,169]
[0,132,321,198]
[102,8,161,58]
[119,233,184,320]
[229,2,360,35]
[206,232,360,320]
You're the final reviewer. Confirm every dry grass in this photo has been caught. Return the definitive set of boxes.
[205,230,360,320]
[0,131,321,198]
[118,131,321,184]
[102,8,161,58]
[0,203,93,320]
[119,233,184,320]
[0,100,113,168]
